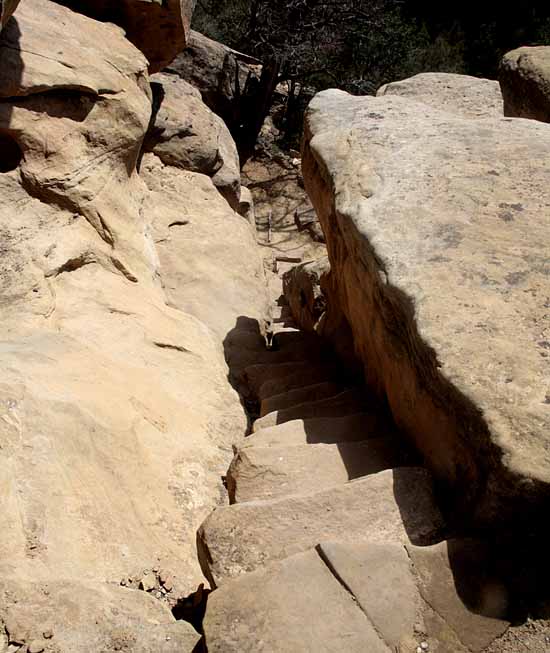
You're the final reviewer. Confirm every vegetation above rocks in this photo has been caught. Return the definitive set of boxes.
[194,0,550,145]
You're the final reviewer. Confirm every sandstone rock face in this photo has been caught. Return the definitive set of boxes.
[0,0,266,646]
[499,46,550,122]
[55,0,195,72]
[140,152,265,338]
[302,85,550,525]
[378,72,503,118]
[146,72,241,209]
[0,0,19,31]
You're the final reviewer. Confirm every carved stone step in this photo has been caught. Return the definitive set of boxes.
[243,413,400,448]
[227,438,417,503]
[260,380,344,417]
[197,467,445,587]
[244,361,336,399]
[203,549,391,653]
[253,388,368,431]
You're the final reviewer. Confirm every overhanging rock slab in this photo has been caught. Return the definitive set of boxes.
[302,86,550,524]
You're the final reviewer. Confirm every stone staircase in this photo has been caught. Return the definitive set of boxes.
[196,291,513,652]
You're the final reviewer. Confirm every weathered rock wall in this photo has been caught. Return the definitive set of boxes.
[0,0,266,649]
[302,81,550,526]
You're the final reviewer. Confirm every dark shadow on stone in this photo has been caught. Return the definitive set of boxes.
[138,79,165,171]
[0,16,23,172]
[172,584,210,634]
[222,314,341,434]
[0,130,21,171]
[0,88,96,122]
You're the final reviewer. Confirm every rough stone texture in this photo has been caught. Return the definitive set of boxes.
[283,256,361,375]
[302,85,550,525]
[198,467,445,586]
[146,73,241,209]
[260,380,342,416]
[227,438,412,503]
[244,361,335,399]
[203,549,391,653]
[238,185,256,230]
[500,47,550,122]
[319,541,417,649]
[407,540,510,651]
[140,153,265,339]
[252,388,368,431]
[54,0,195,73]
[378,72,503,118]
[283,257,328,332]
[0,577,201,652]
[0,0,19,31]
[0,0,266,642]
[242,413,400,448]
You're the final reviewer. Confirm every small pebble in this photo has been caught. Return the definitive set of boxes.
[416,647,422,653]
[139,573,156,592]
[421,643,429,651]
[120,579,127,587]
[43,630,54,639]
[155,592,163,599]
[28,640,46,653]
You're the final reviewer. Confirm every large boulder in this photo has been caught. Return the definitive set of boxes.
[0,0,19,31]
[378,72,503,118]
[0,0,266,646]
[499,46,550,122]
[166,29,259,125]
[302,84,550,526]
[54,0,195,72]
[145,72,241,210]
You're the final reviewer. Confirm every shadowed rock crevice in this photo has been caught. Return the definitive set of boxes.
[0,88,97,122]
[0,130,22,171]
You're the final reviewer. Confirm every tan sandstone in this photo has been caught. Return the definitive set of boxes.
[302,84,550,525]
[0,0,266,646]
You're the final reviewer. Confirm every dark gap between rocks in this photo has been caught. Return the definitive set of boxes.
[172,583,210,634]
[0,132,23,172]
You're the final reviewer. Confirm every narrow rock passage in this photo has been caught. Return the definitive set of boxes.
[192,197,517,651]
